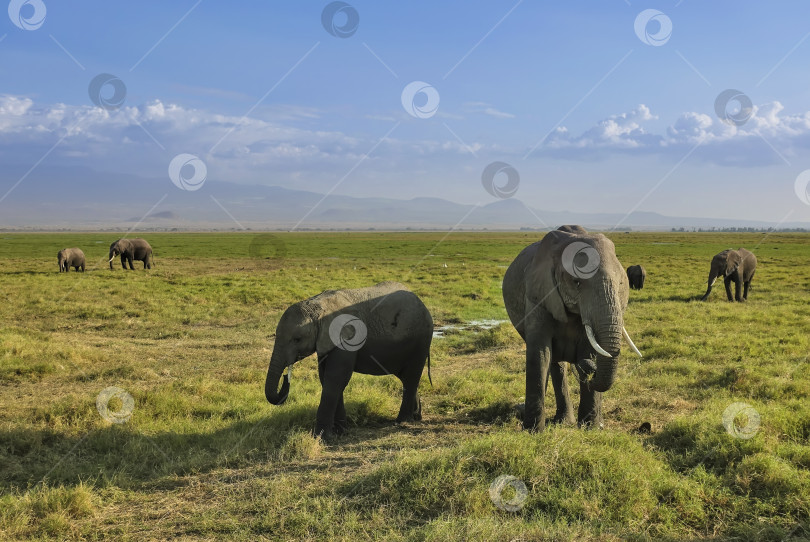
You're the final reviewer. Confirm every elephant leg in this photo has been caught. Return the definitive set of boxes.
[127,256,135,270]
[724,276,734,301]
[396,362,424,423]
[743,280,751,300]
[734,276,743,302]
[524,315,552,432]
[333,395,348,435]
[120,256,126,269]
[575,365,603,428]
[548,361,575,424]
[314,348,354,440]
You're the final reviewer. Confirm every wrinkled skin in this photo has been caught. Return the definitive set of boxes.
[502,225,631,431]
[109,238,153,270]
[626,265,646,290]
[701,248,756,302]
[264,281,433,440]
[58,248,85,272]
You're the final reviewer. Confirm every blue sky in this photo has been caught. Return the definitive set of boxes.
[2,1,810,224]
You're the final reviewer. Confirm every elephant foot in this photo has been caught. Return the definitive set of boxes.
[577,419,604,430]
[313,425,338,442]
[549,413,576,425]
[333,419,349,436]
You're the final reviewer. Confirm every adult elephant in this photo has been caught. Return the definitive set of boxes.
[503,225,642,431]
[700,248,756,302]
[626,265,646,290]
[264,281,433,440]
[109,238,153,270]
[58,248,85,272]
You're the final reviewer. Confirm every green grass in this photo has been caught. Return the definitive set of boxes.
[1,231,809,541]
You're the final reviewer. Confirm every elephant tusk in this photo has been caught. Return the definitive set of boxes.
[584,325,612,358]
[622,327,643,358]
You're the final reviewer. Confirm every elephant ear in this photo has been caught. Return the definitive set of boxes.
[525,231,568,323]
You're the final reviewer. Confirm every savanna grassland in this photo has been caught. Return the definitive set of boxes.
[1,231,809,541]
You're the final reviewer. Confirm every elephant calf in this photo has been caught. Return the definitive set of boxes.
[626,265,646,290]
[109,238,153,270]
[701,248,756,302]
[58,248,85,272]
[264,281,433,440]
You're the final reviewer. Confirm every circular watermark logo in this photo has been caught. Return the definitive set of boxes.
[401,81,440,119]
[168,153,207,191]
[8,0,46,30]
[248,234,288,261]
[714,89,753,127]
[96,386,134,424]
[488,475,527,512]
[321,1,359,38]
[722,402,760,439]
[481,161,520,199]
[88,73,127,111]
[634,9,672,46]
[794,170,810,206]
[561,241,601,279]
[328,314,367,351]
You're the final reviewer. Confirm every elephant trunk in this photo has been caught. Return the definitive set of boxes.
[264,353,290,405]
[588,319,622,392]
[109,250,115,269]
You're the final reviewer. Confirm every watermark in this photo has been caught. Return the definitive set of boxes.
[88,73,127,111]
[401,81,440,119]
[8,0,46,30]
[722,402,760,439]
[96,386,134,424]
[794,170,810,206]
[561,241,601,279]
[328,314,367,351]
[168,153,207,191]
[248,233,288,261]
[634,9,672,47]
[321,1,359,38]
[481,161,520,199]
[714,89,753,127]
[488,475,527,512]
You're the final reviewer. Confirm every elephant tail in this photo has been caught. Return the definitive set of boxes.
[427,352,432,386]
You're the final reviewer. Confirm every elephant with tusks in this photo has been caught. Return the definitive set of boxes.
[503,225,642,431]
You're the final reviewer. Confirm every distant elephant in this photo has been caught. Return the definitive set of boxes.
[502,225,642,431]
[57,248,85,272]
[626,265,646,290]
[700,248,756,302]
[109,238,153,270]
[264,281,433,440]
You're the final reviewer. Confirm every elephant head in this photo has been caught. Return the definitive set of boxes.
[264,300,322,405]
[538,231,630,392]
[108,239,128,269]
[723,250,743,277]
[57,250,67,272]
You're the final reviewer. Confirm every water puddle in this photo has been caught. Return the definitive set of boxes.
[433,319,508,338]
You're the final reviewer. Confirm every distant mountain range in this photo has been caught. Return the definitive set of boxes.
[1,165,808,231]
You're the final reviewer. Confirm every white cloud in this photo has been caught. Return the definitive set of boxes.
[540,102,810,165]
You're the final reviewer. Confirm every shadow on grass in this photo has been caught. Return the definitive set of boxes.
[0,404,318,491]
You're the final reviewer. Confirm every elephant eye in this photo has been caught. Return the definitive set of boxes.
[574,280,581,288]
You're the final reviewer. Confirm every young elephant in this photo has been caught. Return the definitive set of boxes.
[109,238,153,270]
[264,281,433,440]
[701,248,756,302]
[626,265,646,290]
[58,248,85,272]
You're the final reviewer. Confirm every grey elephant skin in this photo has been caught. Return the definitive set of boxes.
[626,265,646,290]
[503,225,638,431]
[701,248,756,302]
[109,238,153,270]
[264,281,433,440]
[58,248,85,272]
